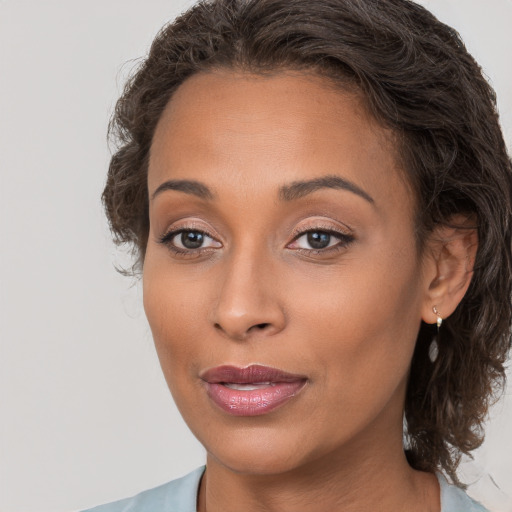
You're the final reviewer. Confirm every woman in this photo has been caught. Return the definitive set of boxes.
[85,0,512,510]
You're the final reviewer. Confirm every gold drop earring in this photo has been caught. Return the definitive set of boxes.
[429,306,443,363]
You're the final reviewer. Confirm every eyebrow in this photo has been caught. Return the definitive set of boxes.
[151,174,374,205]
[279,175,375,204]
[151,179,214,201]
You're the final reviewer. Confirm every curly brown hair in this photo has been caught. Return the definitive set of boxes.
[104,0,512,485]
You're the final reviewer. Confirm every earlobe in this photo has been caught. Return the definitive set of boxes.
[421,215,478,324]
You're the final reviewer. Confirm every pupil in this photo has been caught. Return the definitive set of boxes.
[181,231,204,249]
[307,231,330,249]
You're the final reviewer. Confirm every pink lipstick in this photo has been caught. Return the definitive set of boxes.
[200,365,307,416]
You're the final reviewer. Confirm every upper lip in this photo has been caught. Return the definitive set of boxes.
[200,364,307,384]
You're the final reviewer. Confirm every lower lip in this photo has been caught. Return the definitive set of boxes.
[206,381,306,416]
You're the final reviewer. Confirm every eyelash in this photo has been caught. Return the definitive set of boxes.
[158,226,355,258]
[158,227,220,258]
[288,227,355,256]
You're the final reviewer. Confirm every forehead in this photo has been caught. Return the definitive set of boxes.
[149,69,410,211]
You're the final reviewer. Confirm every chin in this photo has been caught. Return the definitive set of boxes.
[199,424,321,476]
[210,449,304,476]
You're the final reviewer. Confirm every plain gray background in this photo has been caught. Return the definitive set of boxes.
[1,1,511,511]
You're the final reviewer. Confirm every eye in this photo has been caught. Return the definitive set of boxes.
[174,230,212,250]
[288,229,354,252]
[296,231,335,250]
[159,229,222,252]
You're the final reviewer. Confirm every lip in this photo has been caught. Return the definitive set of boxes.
[200,365,307,417]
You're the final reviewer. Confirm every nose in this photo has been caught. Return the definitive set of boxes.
[211,250,286,341]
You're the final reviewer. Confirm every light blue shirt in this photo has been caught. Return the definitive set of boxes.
[82,466,489,512]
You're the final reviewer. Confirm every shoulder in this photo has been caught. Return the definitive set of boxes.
[81,466,205,512]
[438,473,490,512]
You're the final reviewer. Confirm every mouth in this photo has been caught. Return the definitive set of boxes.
[200,364,307,417]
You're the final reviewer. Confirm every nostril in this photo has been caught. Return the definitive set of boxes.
[213,321,274,338]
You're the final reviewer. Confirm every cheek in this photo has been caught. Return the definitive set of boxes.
[287,245,424,379]
[143,251,207,367]
[143,259,213,419]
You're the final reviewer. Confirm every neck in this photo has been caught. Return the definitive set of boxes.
[198,413,440,512]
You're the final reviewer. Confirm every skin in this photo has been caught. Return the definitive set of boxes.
[143,70,475,512]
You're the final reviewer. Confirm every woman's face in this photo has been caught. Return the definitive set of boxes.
[144,70,432,475]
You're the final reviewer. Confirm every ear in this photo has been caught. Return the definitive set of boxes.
[421,214,478,325]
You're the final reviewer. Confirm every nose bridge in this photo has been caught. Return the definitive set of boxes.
[212,240,285,340]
